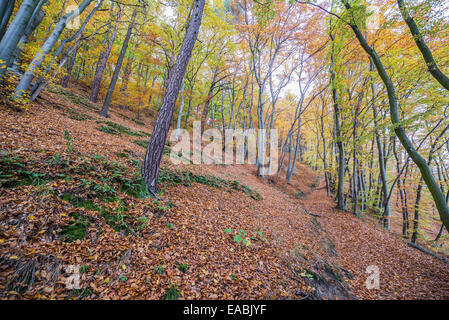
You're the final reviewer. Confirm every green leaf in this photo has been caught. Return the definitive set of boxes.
[234,234,242,244]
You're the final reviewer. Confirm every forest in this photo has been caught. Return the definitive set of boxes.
[1,0,449,301]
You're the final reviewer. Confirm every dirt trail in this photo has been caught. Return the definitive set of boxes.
[200,162,449,299]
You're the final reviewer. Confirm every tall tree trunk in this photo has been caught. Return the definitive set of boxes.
[411,178,424,243]
[174,81,185,140]
[142,0,206,195]
[286,118,301,182]
[60,39,80,88]
[100,9,137,118]
[394,150,410,237]
[201,70,218,134]
[90,5,123,103]
[0,0,16,42]
[330,31,346,210]
[352,100,359,216]
[320,99,330,196]
[370,58,391,229]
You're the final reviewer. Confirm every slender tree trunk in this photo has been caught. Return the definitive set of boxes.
[434,223,445,246]
[330,31,346,210]
[352,103,359,216]
[360,167,367,211]
[100,9,137,118]
[90,5,122,103]
[287,118,301,182]
[320,100,330,196]
[400,184,410,237]
[201,69,219,134]
[60,39,80,88]
[370,58,391,229]
[174,81,185,140]
[142,0,206,195]
[411,178,423,243]
[397,0,449,92]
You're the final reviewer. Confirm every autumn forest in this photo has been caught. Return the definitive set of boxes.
[1,0,449,301]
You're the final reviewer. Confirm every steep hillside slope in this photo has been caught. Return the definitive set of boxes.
[1,85,449,300]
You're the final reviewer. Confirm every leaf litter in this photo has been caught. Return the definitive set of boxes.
[1,86,449,300]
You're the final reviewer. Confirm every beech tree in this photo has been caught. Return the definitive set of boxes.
[100,8,137,117]
[0,0,41,80]
[0,0,16,41]
[339,0,449,234]
[11,0,95,101]
[90,3,123,103]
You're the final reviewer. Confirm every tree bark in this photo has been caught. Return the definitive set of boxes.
[0,0,16,42]
[60,39,80,88]
[397,0,449,92]
[370,58,391,229]
[90,5,123,103]
[9,0,46,71]
[0,0,39,80]
[11,0,93,100]
[200,68,219,134]
[100,9,137,118]
[142,0,206,194]
[330,31,346,210]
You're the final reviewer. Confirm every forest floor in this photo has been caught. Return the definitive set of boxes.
[1,84,449,300]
